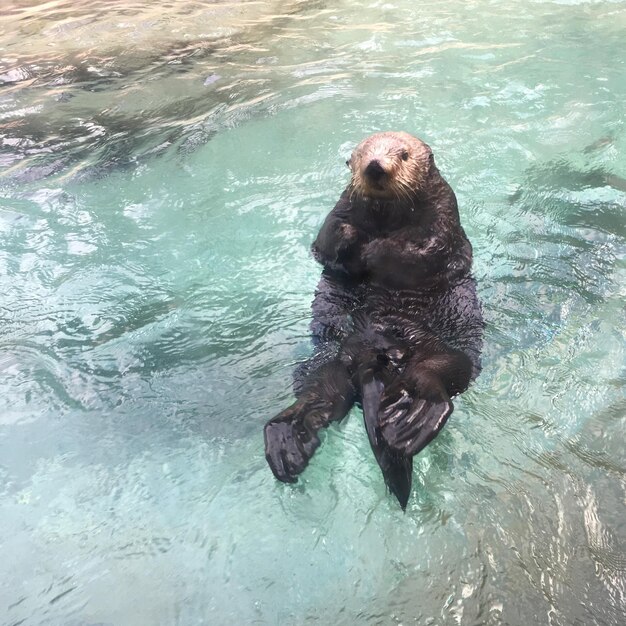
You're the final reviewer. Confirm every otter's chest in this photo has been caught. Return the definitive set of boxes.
[351,200,417,235]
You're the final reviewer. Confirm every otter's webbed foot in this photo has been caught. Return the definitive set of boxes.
[361,375,413,510]
[265,359,355,483]
[264,403,320,483]
[379,376,453,457]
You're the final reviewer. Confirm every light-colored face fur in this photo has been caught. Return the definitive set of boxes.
[347,131,433,201]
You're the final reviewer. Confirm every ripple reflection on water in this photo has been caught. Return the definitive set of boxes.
[1,0,626,624]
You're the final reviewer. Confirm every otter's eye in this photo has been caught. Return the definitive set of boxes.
[401,151,409,161]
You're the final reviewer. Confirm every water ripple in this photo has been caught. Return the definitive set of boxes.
[1,0,626,624]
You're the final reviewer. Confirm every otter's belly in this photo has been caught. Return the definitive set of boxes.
[364,277,484,379]
[308,272,483,381]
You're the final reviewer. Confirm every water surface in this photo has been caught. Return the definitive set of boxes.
[1,0,625,624]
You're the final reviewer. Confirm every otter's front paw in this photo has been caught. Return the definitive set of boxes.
[339,223,359,244]
[264,405,320,482]
[361,239,385,264]
[362,239,398,282]
[335,223,364,260]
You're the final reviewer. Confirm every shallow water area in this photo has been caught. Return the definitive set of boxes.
[1,0,626,624]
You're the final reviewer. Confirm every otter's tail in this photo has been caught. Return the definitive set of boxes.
[361,375,413,510]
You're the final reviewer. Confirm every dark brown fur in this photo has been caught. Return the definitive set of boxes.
[264,132,482,509]
[315,131,472,290]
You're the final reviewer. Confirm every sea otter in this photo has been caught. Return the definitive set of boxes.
[264,131,483,509]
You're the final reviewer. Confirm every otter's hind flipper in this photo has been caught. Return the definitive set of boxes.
[379,350,470,457]
[361,376,413,510]
[265,359,355,483]
[264,402,321,482]
[380,387,453,457]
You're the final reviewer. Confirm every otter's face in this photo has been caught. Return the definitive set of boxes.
[347,131,433,201]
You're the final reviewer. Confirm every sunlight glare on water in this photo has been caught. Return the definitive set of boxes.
[1,0,625,624]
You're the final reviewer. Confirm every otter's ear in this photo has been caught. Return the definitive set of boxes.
[346,158,352,169]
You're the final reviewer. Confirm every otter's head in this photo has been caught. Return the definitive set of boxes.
[347,131,433,201]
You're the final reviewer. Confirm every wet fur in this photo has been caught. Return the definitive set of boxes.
[264,132,483,509]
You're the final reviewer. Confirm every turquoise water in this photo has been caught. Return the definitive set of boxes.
[1,0,625,623]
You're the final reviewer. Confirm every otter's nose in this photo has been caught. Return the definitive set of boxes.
[364,159,386,182]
